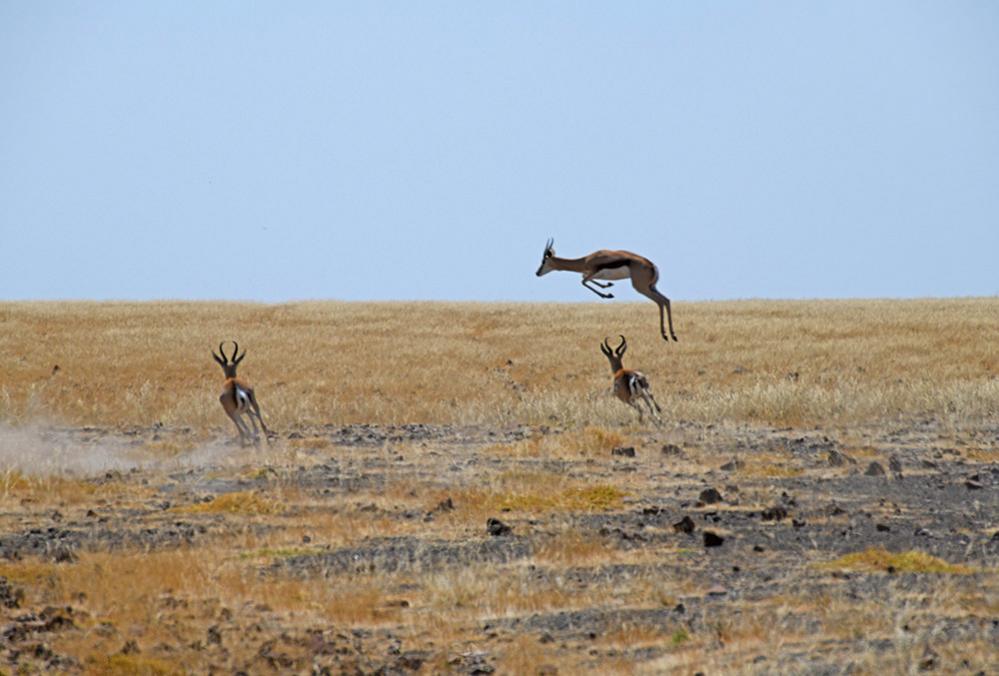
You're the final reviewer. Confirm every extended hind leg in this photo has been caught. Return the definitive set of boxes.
[636,284,677,342]
[248,393,271,443]
[225,409,250,446]
[640,390,663,425]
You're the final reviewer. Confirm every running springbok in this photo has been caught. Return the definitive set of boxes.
[536,238,678,342]
[600,335,662,424]
[212,341,270,445]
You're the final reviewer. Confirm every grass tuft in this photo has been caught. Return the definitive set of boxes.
[821,547,975,575]
[176,490,280,515]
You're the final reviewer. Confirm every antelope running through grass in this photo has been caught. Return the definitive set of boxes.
[212,341,271,445]
[600,335,662,424]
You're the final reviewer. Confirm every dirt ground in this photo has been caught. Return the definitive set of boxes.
[1,418,996,674]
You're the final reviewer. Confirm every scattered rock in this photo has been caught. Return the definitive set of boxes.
[761,505,788,522]
[703,531,725,548]
[612,447,636,458]
[0,576,24,608]
[827,450,856,467]
[706,586,728,597]
[672,516,695,535]
[719,459,743,471]
[486,518,511,537]
[876,523,891,532]
[865,462,886,477]
[698,488,723,505]
[119,639,140,655]
[661,444,684,457]
[965,479,984,490]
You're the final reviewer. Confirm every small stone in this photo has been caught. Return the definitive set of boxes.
[612,446,636,458]
[673,602,685,614]
[698,488,723,505]
[673,516,695,535]
[706,586,727,597]
[703,531,725,547]
[761,505,788,522]
[719,459,743,471]
[828,450,856,467]
[965,479,984,490]
[538,632,554,644]
[661,444,684,456]
[876,523,891,532]
[865,462,886,477]
[486,518,511,537]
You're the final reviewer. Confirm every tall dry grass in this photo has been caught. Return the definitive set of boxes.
[0,298,996,430]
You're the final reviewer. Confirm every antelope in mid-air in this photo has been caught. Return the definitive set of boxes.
[600,335,662,424]
[212,341,270,445]
[535,238,678,342]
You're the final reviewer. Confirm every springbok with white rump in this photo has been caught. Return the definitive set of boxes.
[536,238,678,342]
[212,341,270,445]
[600,335,662,424]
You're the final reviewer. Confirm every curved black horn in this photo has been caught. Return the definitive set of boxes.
[615,335,627,357]
[230,341,244,364]
[218,342,229,363]
[600,337,612,357]
[545,237,554,251]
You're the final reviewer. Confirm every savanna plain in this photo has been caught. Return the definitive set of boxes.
[0,299,997,675]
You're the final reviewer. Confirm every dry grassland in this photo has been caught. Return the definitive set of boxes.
[1,298,997,430]
[0,299,997,674]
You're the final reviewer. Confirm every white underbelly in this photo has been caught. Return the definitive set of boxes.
[592,266,631,281]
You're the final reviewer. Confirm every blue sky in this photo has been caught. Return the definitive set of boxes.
[1,2,997,301]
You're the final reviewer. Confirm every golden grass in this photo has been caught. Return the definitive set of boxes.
[174,490,280,515]
[0,298,996,430]
[820,547,976,575]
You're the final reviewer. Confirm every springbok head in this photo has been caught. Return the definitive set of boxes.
[535,238,556,276]
[212,341,246,379]
[600,335,628,373]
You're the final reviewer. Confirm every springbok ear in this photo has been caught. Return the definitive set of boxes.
[600,340,612,358]
[212,350,226,367]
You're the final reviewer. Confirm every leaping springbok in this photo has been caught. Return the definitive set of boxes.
[535,238,678,342]
[600,335,662,424]
[212,341,271,445]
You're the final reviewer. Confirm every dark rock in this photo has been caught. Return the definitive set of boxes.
[761,505,788,522]
[0,577,23,608]
[661,444,684,456]
[486,518,512,537]
[612,446,636,458]
[672,516,695,535]
[720,459,743,471]
[827,450,856,467]
[703,531,725,547]
[698,488,723,505]
[876,523,891,532]
[792,519,806,529]
[965,479,984,490]
[207,625,222,645]
[865,462,886,477]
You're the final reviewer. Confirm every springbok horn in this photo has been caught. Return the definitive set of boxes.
[616,335,627,356]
